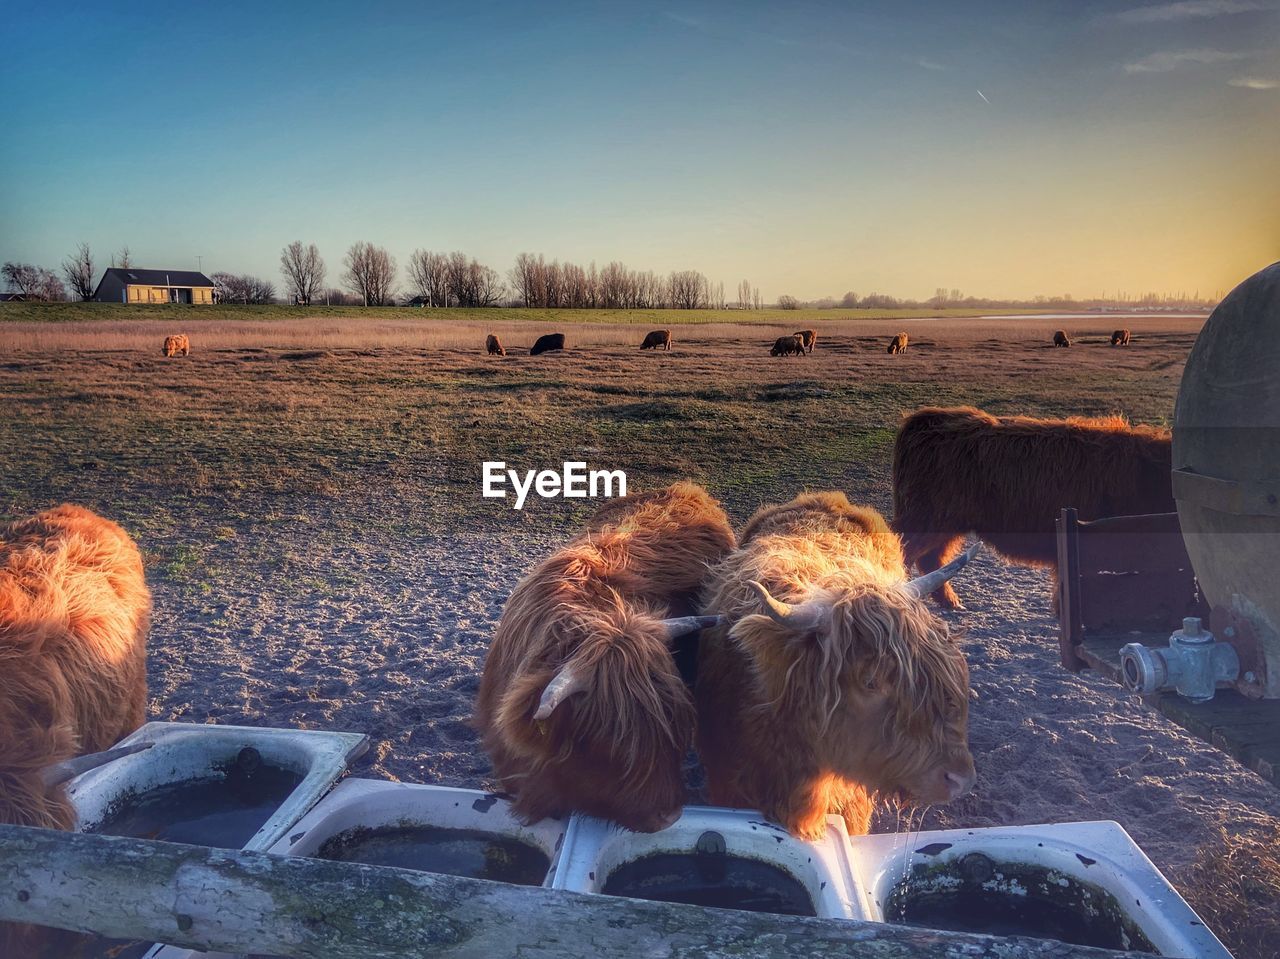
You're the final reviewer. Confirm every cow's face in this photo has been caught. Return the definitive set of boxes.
[736,585,975,808]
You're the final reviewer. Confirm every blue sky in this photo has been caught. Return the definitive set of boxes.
[1,1,1276,299]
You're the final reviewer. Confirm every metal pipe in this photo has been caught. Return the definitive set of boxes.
[1120,618,1240,703]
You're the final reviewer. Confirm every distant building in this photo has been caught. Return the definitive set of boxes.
[93,268,216,305]
[0,292,27,302]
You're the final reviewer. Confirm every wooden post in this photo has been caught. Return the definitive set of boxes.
[0,825,1140,959]
[1057,507,1087,671]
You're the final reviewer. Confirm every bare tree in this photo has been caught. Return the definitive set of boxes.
[668,270,708,310]
[839,291,859,308]
[408,250,450,306]
[342,242,397,306]
[112,246,133,269]
[777,295,800,310]
[2,262,66,301]
[62,243,96,301]
[279,241,326,306]
[212,272,275,304]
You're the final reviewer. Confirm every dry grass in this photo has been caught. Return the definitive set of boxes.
[1183,817,1280,959]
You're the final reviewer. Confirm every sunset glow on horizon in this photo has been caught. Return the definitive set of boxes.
[1,1,1277,301]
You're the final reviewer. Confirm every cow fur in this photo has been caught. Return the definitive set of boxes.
[1111,329,1131,347]
[793,329,817,353]
[888,333,909,354]
[0,504,151,954]
[475,482,736,832]
[697,491,974,840]
[892,406,1174,608]
[162,334,190,357]
[530,332,567,355]
[770,334,805,357]
[640,330,672,351]
[486,333,507,356]
[1053,330,1071,347]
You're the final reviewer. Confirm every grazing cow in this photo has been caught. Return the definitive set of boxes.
[486,333,507,356]
[1,505,151,954]
[696,492,977,839]
[770,334,805,357]
[888,332,909,354]
[892,406,1174,609]
[530,332,567,356]
[476,482,736,832]
[1053,330,1071,347]
[794,329,817,353]
[162,334,190,357]
[640,329,672,351]
[1111,329,1131,347]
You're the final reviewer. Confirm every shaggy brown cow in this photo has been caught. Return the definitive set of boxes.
[1053,330,1071,347]
[476,482,736,832]
[770,334,805,357]
[640,329,672,351]
[162,334,190,357]
[1111,329,1131,347]
[486,333,506,356]
[892,406,1174,608]
[888,332,909,354]
[530,332,567,355]
[1,504,151,954]
[697,492,977,840]
[794,329,817,353]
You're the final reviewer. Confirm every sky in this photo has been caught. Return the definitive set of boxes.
[1,0,1277,301]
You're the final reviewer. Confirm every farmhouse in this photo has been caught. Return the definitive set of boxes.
[92,268,216,305]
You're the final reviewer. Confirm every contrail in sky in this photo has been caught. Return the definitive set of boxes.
[976,89,991,104]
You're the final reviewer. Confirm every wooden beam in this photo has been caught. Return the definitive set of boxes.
[0,825,1140,959]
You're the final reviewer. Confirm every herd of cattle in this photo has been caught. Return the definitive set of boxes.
[0,402,1176,950]
[159,326,1136,357]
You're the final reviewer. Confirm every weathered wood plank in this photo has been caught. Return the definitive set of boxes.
[0,825,1143,959]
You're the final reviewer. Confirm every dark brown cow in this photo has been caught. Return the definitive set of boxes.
[892,406,1174,608]
[476,482,736,832]
[1053,330,1071,347]
[640,329,672,351]
[486,333,507,356]
[770,334,805,356]
[530,332,567,355]
[1,505,151,954]
[697,492,977,839]
[888,332,909,354]
[794,329,817,353]
[1111,329,1131,347]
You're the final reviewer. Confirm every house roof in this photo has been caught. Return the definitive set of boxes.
[101,268,215,288]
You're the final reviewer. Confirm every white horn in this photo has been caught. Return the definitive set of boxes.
[42,741,153,788]
[745,580,826,632]
[660,615,724,638]
[533,666,587,721]
[904,542,982,599]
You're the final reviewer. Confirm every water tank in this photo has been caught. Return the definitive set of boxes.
[1173,261,1280,698]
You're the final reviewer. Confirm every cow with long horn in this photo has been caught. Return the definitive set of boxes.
[696,491,977,840]
[1,504,151,954]
[475,482,736,832]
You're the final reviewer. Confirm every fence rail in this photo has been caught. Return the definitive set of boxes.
[0,824,1140,958]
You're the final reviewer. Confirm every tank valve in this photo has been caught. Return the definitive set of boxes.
[1119,618,1240,703]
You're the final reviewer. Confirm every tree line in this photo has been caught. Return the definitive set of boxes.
[1,241,1221,312]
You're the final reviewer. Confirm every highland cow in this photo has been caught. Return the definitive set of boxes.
[1,505,151,954]
[888,332,909,354]
[1053,330,1071,347]
[530,332,567,355]
[794,329,817,353]
[696,491,977,839]
[476,482,736,832]
[892,406,1174,608]
[1111,329,1131,347]
[486,333,507,356]
[162,334,190,357]
[640,329,672,351]
[770,334,805,357]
